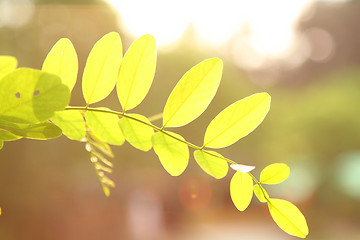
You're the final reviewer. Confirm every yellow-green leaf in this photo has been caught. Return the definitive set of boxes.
[260,163,290,184]
[0,68,70,124]
[0,140,3,150]
[203,92,271,148]
[0,120,62,140]
[85,109,124,146]
[42,38,78,92]
[118,114,153,151]
[268,198,309,238]
[253,184,269,203]
[0,129,22,141]
[117,34,156,111]
[82,32,122,104]
[194,150,228,179]
[230,171,253,211]
[51,110,85,141]
[0,56,17,80]
[152,131,189,176]
[163,58,223,127]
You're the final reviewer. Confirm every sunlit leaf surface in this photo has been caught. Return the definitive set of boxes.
[85,110,124,146]
[152,131,189,176]
[0,56,17,80]
[118,113,153,151]
[260,163,290,184]
[0,129,22,141]
[51,110,85,141]
[0,141,3,150]
[0,120,62,140]
[194,150,228,179]
[268,198,309,238]
[117,34,156,111]
[203,92,271,148]
[163,58,223,127]
[42,38,78,92]
[0,68,70,124]
[253,184,269,203]
[230,171,253,211]
[82,32,122,104]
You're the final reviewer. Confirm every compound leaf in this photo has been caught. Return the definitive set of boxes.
[253,184,269,203]
[82,32,122,104]
[152,131,189,176]
[268,198,309,238]
[51,110,85,141]
[0,120,62,140]
[0,56,17,80]
[163,58,223,127]
[230,171,253,211]
[194,150,228,179]
[42,38,78,92]
[203,92,271,148]
[118,114,153,151]
[260,163,290,184]
[0,68,70,124]
[85,109,124,146]
[117,34,156,111]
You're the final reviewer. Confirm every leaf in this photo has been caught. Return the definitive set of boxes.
[203,92,271,148]
[118,114,153,151]
[267,198,309,238]
[152,131,189,176]
[230,171,253,211]
[0,120,62,140]
[85,109,125,146]
[0,56,17,80]
[51,110,85,141]
[162,58,223,127]
[0,129,22,141]
[0,68,70,124]
[42,38,78,92]
[82,32,122,104]
[194,150,228,179]
[117,34,157,111]
[260,163,290,184]
[253,184,269,203]
[0,140,3,150]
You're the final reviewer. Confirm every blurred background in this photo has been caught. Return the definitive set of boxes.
[1,0,360,239]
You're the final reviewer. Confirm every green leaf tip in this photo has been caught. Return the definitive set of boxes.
[203,92,271,148]
[230,171,253,211]
[42,38,78,92]
[260,163,290,184]
[117,34,157,111]
[118,113,153,151]
[163,58,223,128]
[152,131,189,176]
[194,150,228,179]
[85,109,125,146]
[268,198,309,238]
[82,32,122,104]
[253,184,269,203]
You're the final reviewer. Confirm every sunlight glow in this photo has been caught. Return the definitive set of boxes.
[107,0,316,67]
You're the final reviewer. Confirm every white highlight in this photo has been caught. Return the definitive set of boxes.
[230,164,255,173]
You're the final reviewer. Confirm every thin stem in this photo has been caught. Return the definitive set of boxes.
[65,106,242,166]
[248,172,270,202]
